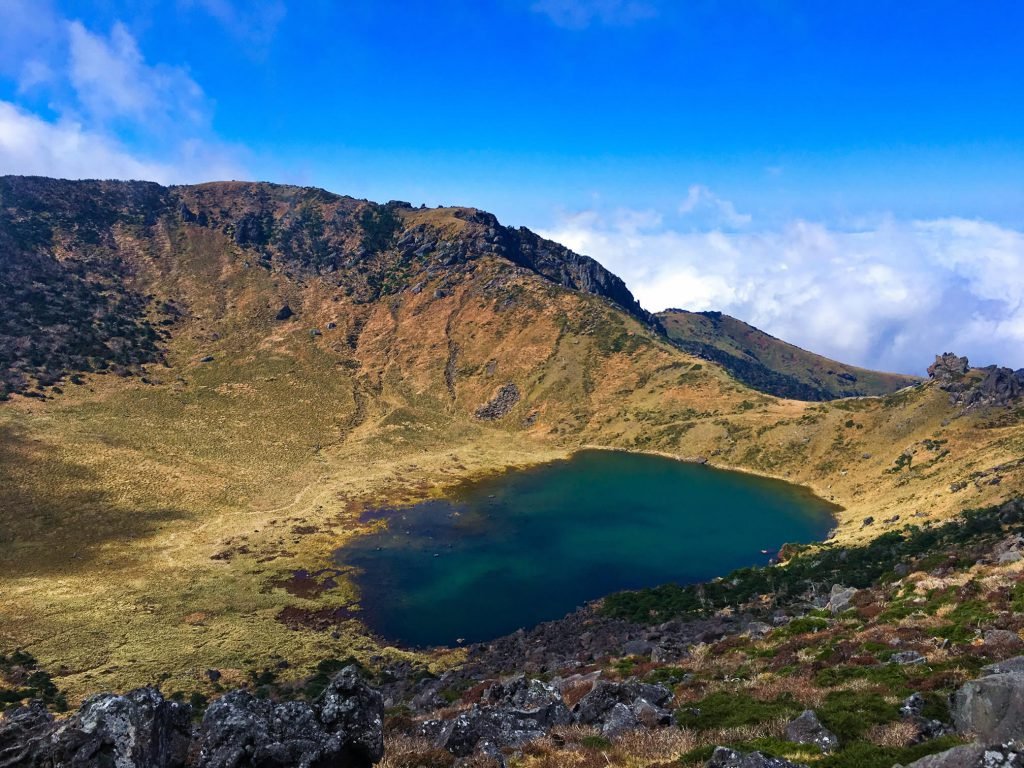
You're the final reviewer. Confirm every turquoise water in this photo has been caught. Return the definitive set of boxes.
[338,450,836,647]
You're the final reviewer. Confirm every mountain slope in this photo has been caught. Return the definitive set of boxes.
[0,177,1021,702]
[657,308,920,400]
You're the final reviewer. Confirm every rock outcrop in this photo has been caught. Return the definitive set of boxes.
[783,709,838,753]
[963,366,1024,410]
[198,666,383,768]
[706,746,808,767]
[928,353,970,383]
[419,676,570,757]
[0,667,383,768]
[572,679,673,734]
[952,672,1024,743]
[927,353,1024,411]
[474,383,521,421]
[826,585,858,615]
[0,687,191,768]
[899,742,1024,767]
[417,674,673,758]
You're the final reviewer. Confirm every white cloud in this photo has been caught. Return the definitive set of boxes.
[679,184,752,228]
[530,0,657,28]
[0,100,244,183]
[0,101,171,180]
[540,205,1024,374]
[0,12,246,183]
[68,21,207,129]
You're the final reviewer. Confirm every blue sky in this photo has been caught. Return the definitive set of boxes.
[1,0,1022,372]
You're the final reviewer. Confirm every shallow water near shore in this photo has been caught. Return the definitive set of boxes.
[337,450,836,647]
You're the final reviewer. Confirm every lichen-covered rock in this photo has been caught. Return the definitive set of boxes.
[952,672,1024,743]
[572,679,672,726]
[421,677,570,757]
[0,688,192,768]
[898,742,1024,767]
[197,665,383,768]
[706,746,808,767]
[480,677,571,729]
[784,709,838,753]
[600,703,639,738]
[826,585,858,615]
[983,657,1024,676]
[0,701,56,768]
[420,705,547,757]
[316,667,385,765]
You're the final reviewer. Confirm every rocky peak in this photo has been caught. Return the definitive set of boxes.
[927,352,970,383]
[928,353,1023,411]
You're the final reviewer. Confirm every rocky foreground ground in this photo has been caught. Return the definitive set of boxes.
[7,498,1024,767]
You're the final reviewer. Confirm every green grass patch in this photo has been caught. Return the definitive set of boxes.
[674,691,802,730]
[817,689,900,741]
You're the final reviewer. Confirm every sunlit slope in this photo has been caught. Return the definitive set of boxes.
[0,177,1021,699]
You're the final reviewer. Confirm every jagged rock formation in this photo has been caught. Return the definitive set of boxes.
[415,674,672,758]
[927,353,971,382]
[0,687,192,768]
[658,308,919,400]
[0,667,383,768]
[928,353,1024,411]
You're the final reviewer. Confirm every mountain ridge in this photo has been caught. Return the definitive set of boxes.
[3,175,924,406]
[657,308,920,401]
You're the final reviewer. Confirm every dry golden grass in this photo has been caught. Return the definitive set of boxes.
[866,720,919,748]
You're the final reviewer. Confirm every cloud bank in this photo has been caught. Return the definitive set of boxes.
[540,204,1024,374]
[0,1,246,183]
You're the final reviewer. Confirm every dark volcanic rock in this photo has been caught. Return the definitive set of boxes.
[421,677,570,756]
[928,353,970,382]
[927,353,1023,410]
[962,366,1024,410]
[784,709,838,753]
[572,679,672,727]
[275,305,294,321]
[0,688,192,768]
[0,701,56,768]
[0,668,384,768]
[474,383,521,420]
[706,746,808,767]
[481,677,571,729]
[198,665,383,768]
[420,705,547,757]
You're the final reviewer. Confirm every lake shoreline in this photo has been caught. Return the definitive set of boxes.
[335,449,839,648]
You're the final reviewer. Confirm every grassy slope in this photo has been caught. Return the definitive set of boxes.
[0,191,1022,702]
[658,308,921,399]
